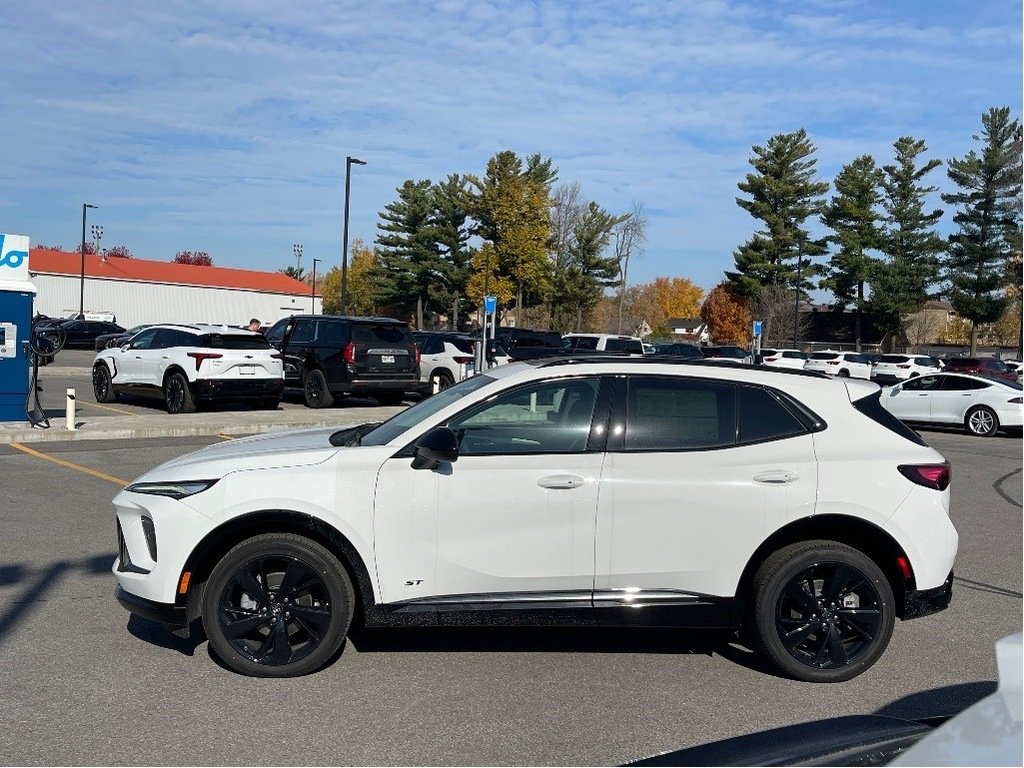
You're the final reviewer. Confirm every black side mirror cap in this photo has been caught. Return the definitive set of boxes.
[412,426,459,470]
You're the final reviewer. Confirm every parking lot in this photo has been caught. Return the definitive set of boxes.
[0,358,1020,765]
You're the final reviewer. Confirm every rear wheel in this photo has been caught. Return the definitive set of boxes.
[965,405,999,437]
[92,364,118,402]
[751,540,895,682]
[430,370,454,393]
[303,370,334,408]
[201,533,355,677]
[163,371,196,414]
[838,369,850,378]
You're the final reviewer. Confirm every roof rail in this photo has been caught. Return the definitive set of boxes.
[531,355,831,379]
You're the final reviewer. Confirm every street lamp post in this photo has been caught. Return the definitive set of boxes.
[80,203,97,317]
[341,156,367,315]
[311,257,321,314]
[293,243,303,275]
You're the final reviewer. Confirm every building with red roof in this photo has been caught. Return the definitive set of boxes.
[28,248,320,328]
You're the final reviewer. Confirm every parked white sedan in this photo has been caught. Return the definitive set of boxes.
[881,372,1023,437]
[804,351,873,380]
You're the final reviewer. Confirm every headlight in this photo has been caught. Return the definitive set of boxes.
[125,480,219,499]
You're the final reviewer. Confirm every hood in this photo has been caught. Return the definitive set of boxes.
[134,425,352,483]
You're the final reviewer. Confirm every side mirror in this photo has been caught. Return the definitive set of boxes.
[412,426,459,470]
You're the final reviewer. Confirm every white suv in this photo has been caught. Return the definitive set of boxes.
[413,332,476,394]
[562,333,644,353]
[93,324,283,413]
[804,350,873,379]
[113,359,957,682]
[871,354,942,384]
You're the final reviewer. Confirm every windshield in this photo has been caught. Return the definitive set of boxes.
[360,374,496,445]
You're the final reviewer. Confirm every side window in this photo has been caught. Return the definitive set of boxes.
[265,319,289,345]
[421,337,443,355]
[320,320,348,346]
[447,377,600,455]
[290,318,316,343]
[902,375,942,391]
[940,376,989,391]
[624,377,736,451]
[575,336,599,350]
[129,328,160,350]
[738,386,807,444]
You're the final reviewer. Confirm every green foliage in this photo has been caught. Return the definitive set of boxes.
[869,137,945,337]
[726,129,829,298]
[940,107,1022,347]
[429,174,475,328]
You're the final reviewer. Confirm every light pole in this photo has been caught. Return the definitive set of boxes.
[293,243,303,275]
[792,232,804,349]
[311,257,321,314]
[91,224,103,259]
[80,203,97,317]
[341,156,367,314]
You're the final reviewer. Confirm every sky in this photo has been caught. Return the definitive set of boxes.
[2,0,1021,294]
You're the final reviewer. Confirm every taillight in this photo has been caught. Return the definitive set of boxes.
[414,346,421,366]
[897,364,911,369]
[826,360,839,365]
[453,356,473,364]
[186,352,222,371]
[898,463,951,491]
[343,342,356,364]
[1009,397,1022,404]
[270,352,283,360]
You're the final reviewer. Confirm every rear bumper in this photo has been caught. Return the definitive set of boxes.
[341,376,419,395]
[193,378,283,400]
[903,571,954,620]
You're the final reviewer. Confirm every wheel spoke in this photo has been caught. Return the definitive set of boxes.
[827,624,849,666]
[809,631,830,667]
[232,567,268,606]
[837,608,880,639]
[223,613,272,639]
[781,621,817,650]
[783,580,816,613]
[277,561,313,600]
[271,619,291,665]
[288,603,331,630]
[822,565,856,604]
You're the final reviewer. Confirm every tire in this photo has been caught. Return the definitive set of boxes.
[92,364,118,403]
[965,405,999,437]
[430,370,455,394]
[751,540,895,683]
[376,391,406,406]
[201,533,355,677]
[163,371,197,414]
[838,369,850,378]
[303,369,334,408]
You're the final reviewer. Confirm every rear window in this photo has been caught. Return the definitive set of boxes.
[782,351,807,359]
[200,333,271,349]
[448,337,475,355]
[352,323,411,345]
[606,338,643,353]
[853,392,927,446]
[810,352,839,360]
[879,355,909,363]
[945,358,978,368]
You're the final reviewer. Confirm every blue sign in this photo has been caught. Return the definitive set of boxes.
[752,320,763,336]
[484,295,497,314]
[0,235,27,270]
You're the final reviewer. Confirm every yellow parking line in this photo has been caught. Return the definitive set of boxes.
[216,433,236,440]
[9,442,129,486]
[83,401,138,416]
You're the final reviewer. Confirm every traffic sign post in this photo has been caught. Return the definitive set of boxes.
[752,320,763,363]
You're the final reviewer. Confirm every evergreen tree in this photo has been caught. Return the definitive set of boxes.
[869,137,944,345]
[820,155,884,350]
[940,107,1023,354]
[374,179,444,328]
[429,174,475,329]
[725,129,829,298]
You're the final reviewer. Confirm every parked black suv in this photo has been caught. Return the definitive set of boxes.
[265,315,420,407]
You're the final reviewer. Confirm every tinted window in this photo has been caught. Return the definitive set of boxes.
[760,349,779,356]
[352,323,410,345]
[810,352,839,360]
[945,358,978,368]
[879,355,909,363]
[265,318,290,345]
[449,337,475,355]
[782,351,807,359]
[319,320,349,346]
[201,333,271,350]
[129,328,160,350]
[624,377,736,450]
[853,392,927,446]
[419,337,443,355]
[901,375,942,391]
[448,377,600,455]
[571,336,599,350]
[739,386,807,444]
[606,338,643,353]
[939,375,989,391]
[290,318,316,343]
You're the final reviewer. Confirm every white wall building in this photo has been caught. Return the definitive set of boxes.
[29,248,321,328]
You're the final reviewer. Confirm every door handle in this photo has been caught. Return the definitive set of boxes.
[754,470,797,484]
[537,474,584,490]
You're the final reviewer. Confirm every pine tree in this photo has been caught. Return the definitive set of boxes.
[820,155,884,350]
[725,129,829,298]
[869,137,944,346]
[430,174,475,329]
[941,107,1023,354]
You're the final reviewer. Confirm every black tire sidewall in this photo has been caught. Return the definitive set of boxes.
[752,541,895,683]
[164,372,195,414]
[201,534,354,677]
[93,364,115,402]
[303,370,333,408]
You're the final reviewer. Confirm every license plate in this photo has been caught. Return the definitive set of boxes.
[381,355,395,364]
[239,365,255,376]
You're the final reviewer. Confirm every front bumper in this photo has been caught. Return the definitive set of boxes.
[115,585,187,629]
[904,571,954,620]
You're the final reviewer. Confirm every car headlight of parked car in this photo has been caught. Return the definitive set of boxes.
[125,479,219,499]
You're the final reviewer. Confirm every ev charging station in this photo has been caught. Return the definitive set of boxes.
[476,294,497,373]
[0,233,35,423]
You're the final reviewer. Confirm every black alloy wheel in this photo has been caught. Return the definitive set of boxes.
[92,364,117,403]
[752,540,894,683]
[163,371,197,414]
[431,370,454,393]
[303,369,334,408]
[202,534,354,677]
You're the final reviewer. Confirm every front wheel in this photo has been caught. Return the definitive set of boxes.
[201,533,355,677]
[751,540,895,682]
[163,371,196,414]
[965,405,999,437]
[92,364,118,403]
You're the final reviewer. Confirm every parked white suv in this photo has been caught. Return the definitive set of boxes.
[113,359,957,682]
[413,332,476,394]
[93,324,284,413]
[804,350,873,379]
[562,333,644,353]
[759,348,808,370]
[871,354,942,384]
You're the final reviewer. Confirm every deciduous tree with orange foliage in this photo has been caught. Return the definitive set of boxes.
[649,277,703,327]
[701,283,752,344]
